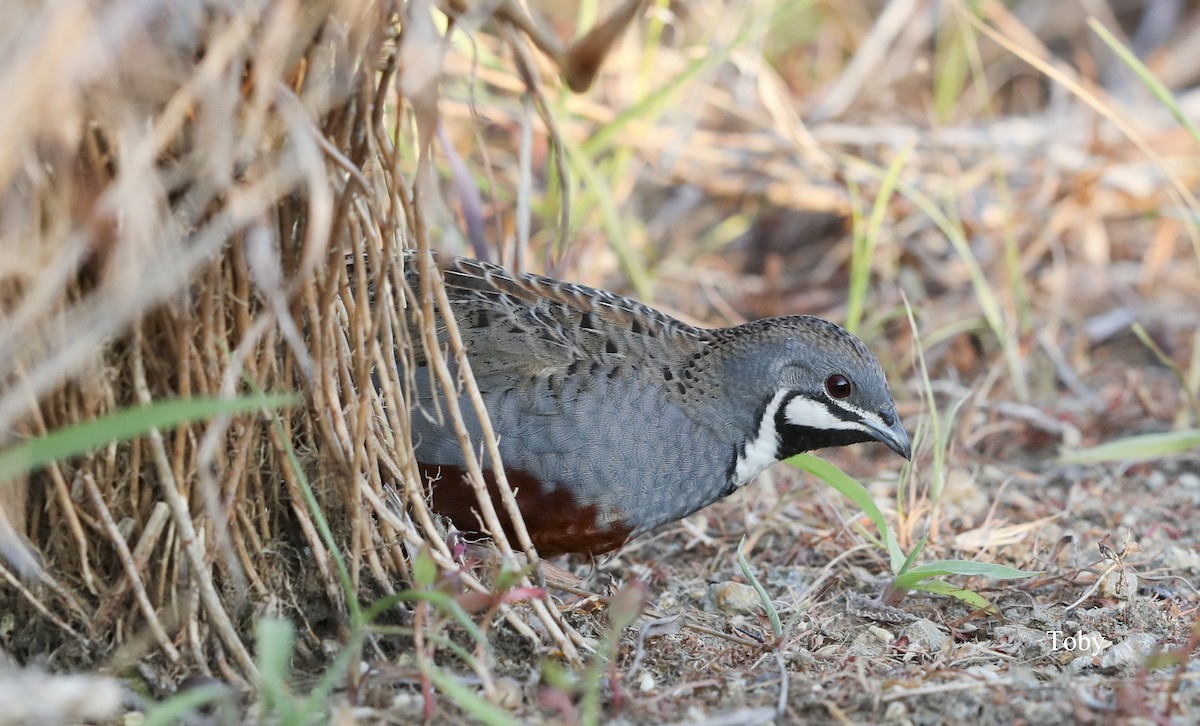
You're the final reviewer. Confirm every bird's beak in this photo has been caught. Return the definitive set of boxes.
[863,414,912,460]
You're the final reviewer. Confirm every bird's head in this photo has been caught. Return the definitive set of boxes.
[722,316,911,478]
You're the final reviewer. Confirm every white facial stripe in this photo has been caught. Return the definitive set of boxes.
[858,408,888,432]
[782,396,883,433]
[732,390,788,488]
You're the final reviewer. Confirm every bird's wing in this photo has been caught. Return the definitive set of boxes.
[404,252,707,379]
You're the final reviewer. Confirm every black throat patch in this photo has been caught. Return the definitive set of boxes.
[775,393,874,460]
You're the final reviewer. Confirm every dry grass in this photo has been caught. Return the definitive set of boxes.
[1,0,414,680]
[0,0,587,695]
[1,0,1199,723]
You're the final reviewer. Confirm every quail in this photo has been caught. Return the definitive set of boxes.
[406,252,910,556]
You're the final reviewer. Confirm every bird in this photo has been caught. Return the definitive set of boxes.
[404,252,910,557]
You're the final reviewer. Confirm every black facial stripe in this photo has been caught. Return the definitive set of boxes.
[774,391,806,431]
[777,395,871,461]
[725,393,778,487]
[824,398,862,423]
[778,424,877,460]
[723,391,788,494]
[778,392,860,430]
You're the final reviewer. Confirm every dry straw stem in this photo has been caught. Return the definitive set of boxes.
[0,0,636,683]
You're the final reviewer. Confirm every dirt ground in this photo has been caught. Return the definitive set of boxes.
[348,273,1200,724]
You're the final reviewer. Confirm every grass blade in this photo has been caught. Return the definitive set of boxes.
[786,453,906,572]
[906,580,996,613]
[363,589,491,653]
[0,393,297,484]
[141,685,234,726]
[255,617,299,721]
[424,665,519,726]
[737,536,782,640]
[846,141,913,334]
[1089,19,1200,148]
[892,559,1038,590]
[1059,429,1200,464]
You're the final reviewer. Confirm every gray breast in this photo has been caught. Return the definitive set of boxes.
[410,362,736,536]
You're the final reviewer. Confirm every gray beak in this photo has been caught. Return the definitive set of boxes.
[864,414,912,460]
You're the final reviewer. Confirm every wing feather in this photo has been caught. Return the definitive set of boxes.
[404,252,707,379]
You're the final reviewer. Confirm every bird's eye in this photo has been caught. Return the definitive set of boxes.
[825,373,852,399]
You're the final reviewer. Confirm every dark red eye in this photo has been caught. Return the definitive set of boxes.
[825,374,852,399]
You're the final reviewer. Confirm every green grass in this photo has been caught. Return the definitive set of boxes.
[542,579,646,726]
[1089,19,1200,149]
[787,454,1037,611]
[1059,429,1200,465]
[1130,323,1200,426]
[0,393,298,484]
[737,535,782,640]
[141,683,236,726]
[845,142,912,335]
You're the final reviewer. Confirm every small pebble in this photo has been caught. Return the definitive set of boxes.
[638,672,655,692]
[868,625,894,643]
[849,631,888,657]
[494,677,522,710]
[1099,567,1137,600]
[706,582,763,615]
[902,618,948,653]
[1078,631,1112,657]
[1162,545,1200,571]
[1177,472,1200,492]
[1101,633,1158,670]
